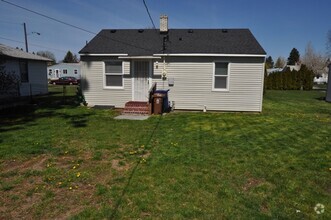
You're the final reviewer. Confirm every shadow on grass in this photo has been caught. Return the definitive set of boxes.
[109,116,162,220]
[0,91,91,132]
[315,96,326,101]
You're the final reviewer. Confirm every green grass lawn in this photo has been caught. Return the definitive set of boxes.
[0,86,330,219]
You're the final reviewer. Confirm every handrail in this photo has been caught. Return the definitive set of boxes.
[148,82,157,103]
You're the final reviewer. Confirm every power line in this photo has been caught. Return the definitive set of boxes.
[0,36,68,52]
[1,0,156,53]
[142,0,156,30]
[2,0,96,35]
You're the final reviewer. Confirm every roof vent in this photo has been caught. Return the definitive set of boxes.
[222,29,228,33]
[138,29,144,33]
[160,15,168,33]
[188,29,193,33]
[110,29,117,33]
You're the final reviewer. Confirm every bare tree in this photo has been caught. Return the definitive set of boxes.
[37,50,56,65]
[0,63,20,96]
[274,56,286,68]
[302,41,328,76]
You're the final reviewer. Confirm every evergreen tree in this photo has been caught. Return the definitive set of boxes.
[63,51,79,63]
[300,65,314,90]
[265,56,274,69]
[287,48,300,65]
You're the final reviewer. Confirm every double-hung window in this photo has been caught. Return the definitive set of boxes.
[104,61,123,88]
[63,69,68,74]
[213,62,229,90]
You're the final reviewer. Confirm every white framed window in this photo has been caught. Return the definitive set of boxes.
[63,69,68,74]
[74,69,78,74]
[213,62,229,91]
[104,61,123,89]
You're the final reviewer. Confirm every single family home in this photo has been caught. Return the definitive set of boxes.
[0,44,50,97]
[79,16,266,112]
[47,63,81,80]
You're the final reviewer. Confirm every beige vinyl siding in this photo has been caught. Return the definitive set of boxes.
[81,56,264,111]
[152,57,264,112]
[81,59,131,107]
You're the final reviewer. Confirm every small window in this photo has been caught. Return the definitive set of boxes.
[19,60,28,82]
[48,69,52,76]
[63,69,68,74]
[74,69,78,74]
[214,62,229,90]
[104,61,123,88]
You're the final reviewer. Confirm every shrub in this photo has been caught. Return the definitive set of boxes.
[265,64,314,90]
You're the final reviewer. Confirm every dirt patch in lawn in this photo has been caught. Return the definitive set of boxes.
[1,154,50,173]
[242,177,264,191]
[0,150,130,219]
[111,159,131,171]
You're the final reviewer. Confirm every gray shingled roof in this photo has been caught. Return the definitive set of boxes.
[79,29,266,56]
[0,44,52,61]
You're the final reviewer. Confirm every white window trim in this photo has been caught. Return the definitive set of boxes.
[103,60,124,89]
[212,62,230,92]
[63,69,68,74]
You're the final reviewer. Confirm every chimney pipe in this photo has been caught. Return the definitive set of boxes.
[160,15,168,33]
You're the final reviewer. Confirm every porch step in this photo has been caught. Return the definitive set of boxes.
[122,101,149,115]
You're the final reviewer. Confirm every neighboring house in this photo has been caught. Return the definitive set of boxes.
[79,16,266,112]
[0,44,50,97]
[47,63,81,79]
[286,63,301,71]
[314,72,328,84]
[267,68,283,75]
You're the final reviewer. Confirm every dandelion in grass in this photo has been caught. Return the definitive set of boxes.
[314,203,325,214]
[69,186,73,190]
[76,172,81,177]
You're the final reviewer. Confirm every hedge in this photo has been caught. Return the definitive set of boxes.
[265,64,314,90]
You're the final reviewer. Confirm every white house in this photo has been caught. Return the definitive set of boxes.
[314,72,328,84]
[47,63,81,79]
[79,16,266,112]
[0,44,51,97]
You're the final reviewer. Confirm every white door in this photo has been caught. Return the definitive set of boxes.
[133,61,150,101]
[55,69,59,78]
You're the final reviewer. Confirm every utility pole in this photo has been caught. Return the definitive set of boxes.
[23,22,28,52]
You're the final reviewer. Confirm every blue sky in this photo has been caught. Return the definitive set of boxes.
[0,0,330,62]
